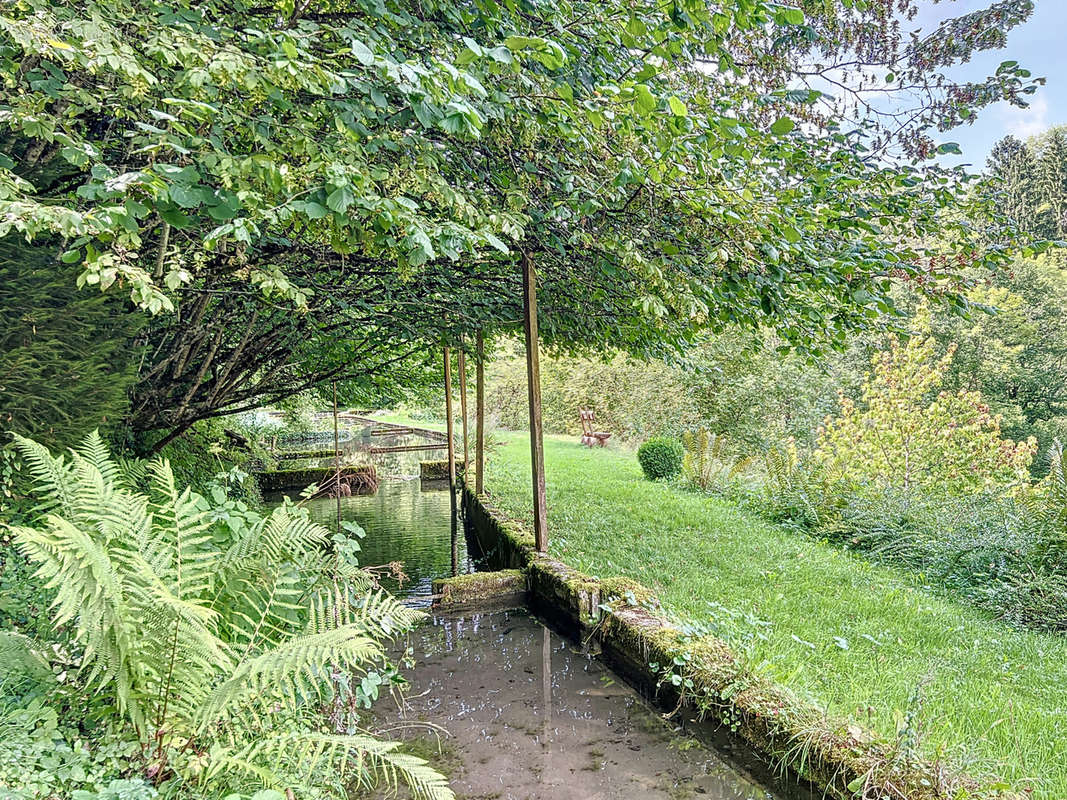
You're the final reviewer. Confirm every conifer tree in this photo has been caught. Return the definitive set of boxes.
[987,135,1040,234]
[0,239,141,447]
[1034,128,1067,239]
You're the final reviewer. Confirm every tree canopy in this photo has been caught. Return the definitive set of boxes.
[0,0,1043,441]
[988,126,1067,241]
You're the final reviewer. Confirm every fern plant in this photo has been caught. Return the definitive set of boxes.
[681,429,751,493]
[4,432,453,800]
[1034,439,1067,566]
[762,439,838,529]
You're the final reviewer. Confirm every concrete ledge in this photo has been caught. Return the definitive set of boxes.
[432,569,526,612]
[462,488,535,569]
[462,487,1018,800]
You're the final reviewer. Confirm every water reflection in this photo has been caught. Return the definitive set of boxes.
[267,419,471,605]
[371,609,784,800]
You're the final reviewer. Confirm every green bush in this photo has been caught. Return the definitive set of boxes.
[637,437,683,480]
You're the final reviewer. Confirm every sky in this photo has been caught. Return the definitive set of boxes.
[912,0,1066,167]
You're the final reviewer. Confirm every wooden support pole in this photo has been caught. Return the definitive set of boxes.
[443,347,457,499]
[333,380,341,532]
[475,329,485,496]
[450,508,459,577]
[522,252,549,552]
[458,344,469,483]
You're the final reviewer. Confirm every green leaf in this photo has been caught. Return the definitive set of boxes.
[207,203,237,221]
[770,117,795,135]
[169,183,203,209]
[483,232,510,253]
[159,207,191,228]
[777,7,805,25]
[667,96,687,117]
[326,186,355,213]
[634,84,657,113]
[937,142,962,155]
[351,39,376,66]
[293,200,329,219]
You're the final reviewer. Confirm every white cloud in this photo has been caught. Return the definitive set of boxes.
[999,90,1049,140]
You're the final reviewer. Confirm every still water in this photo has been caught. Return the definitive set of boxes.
[267,418,473,605]
[373,609,785,800]
[270,417,791,799]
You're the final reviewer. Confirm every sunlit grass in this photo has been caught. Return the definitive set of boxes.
[485,431,1067,798]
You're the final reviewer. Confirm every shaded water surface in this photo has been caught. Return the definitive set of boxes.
[268,419,472,605]
[372,609,781,800]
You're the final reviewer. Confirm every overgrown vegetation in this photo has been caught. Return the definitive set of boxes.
[1,0,1044,446]
[0,433,451,799]
[0,0,1060,796]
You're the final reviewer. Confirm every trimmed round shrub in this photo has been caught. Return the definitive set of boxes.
[637,436,684,480]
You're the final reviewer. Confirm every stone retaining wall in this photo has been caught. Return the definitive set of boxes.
[460,487,1016,800]
[255,464,377,493]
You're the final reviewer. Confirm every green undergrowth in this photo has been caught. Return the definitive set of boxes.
[484,432,1067,798]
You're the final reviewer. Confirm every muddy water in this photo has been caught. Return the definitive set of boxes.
[373,609,782,800]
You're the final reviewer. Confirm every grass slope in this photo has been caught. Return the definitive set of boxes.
[484,432,1067,798]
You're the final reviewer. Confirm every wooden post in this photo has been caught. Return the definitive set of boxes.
[332,380,341,532]
[443,347,457,499]
[450,508,459,577]
[522,251,549,552]
[475,329,485,496]
[458,344,469,483]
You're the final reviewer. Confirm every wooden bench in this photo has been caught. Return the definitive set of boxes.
[579,408,612,447]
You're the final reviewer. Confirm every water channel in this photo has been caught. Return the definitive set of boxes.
[269,418,796,800]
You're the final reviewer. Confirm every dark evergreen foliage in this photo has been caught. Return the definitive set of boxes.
[988,127,1067,240]
[0,240,141,447]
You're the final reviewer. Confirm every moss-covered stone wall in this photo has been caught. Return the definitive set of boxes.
[460,487,1014,800]
[432,569,526,612]
[419,459,466,480]
[255,464,377,493]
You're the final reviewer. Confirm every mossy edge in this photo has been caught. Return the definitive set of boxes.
[462,486,1020,800]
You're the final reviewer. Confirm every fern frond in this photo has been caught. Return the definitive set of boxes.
[221,506,329,573]
[215,731,455,800]
[74,430,123,488]
[0,631,56,699]
[146,458,217,602]
[10,434,75,515]
[309,587,423,641]
[222,564,306,651]
[9,516,146,728]
[199,627,384,726]
[116,456,149,488]
[10,434,433,799]
[65,450,151,545]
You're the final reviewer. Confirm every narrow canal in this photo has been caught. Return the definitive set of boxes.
[268,417,474,603]
[270,418,796,800]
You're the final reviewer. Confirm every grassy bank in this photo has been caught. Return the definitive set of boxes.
[484,432,1067,798]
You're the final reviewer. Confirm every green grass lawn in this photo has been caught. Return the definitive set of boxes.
[483,432,1067,798]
